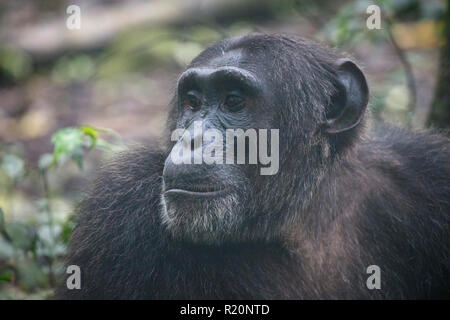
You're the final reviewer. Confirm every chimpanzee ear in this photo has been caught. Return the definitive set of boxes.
[323,58,369,134]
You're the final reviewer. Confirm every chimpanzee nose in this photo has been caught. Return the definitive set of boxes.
[162,126,208,190]
[163,156,196,189]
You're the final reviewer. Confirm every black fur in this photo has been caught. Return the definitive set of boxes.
[57,34,450,299]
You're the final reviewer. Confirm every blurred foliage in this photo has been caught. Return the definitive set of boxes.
[0,126,118,299]
[51,55,96,84]
[96,26,225,78]
[321,0,445,125]
[0,46,32,82]
[323,0,444,46]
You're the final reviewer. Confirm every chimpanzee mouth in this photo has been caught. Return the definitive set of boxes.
[164,184,229,197]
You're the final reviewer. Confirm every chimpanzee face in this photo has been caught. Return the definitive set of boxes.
[161,48,282,244]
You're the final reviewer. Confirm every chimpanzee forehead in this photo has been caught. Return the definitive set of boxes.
[202,47,261,72]
[207,48,245,68]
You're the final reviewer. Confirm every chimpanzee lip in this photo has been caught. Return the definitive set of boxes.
[164,185,229,197]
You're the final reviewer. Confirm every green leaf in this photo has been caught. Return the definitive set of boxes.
[80,126,99,149]
[50,125,120,169]
[60,215,76,244]
[51,127,84,165]
[0,270,14,283]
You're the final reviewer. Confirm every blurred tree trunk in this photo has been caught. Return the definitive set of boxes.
[427,0,450,129]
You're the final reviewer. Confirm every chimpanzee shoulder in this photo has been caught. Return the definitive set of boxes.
[363,124,450,187]
[56,145,167,299]
[350,125,450,298]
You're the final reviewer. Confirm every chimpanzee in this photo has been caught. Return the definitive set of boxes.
[57,34,450,299]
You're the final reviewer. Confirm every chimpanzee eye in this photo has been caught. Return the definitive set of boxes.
[183,91,202,111]
[225,93,245,111]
